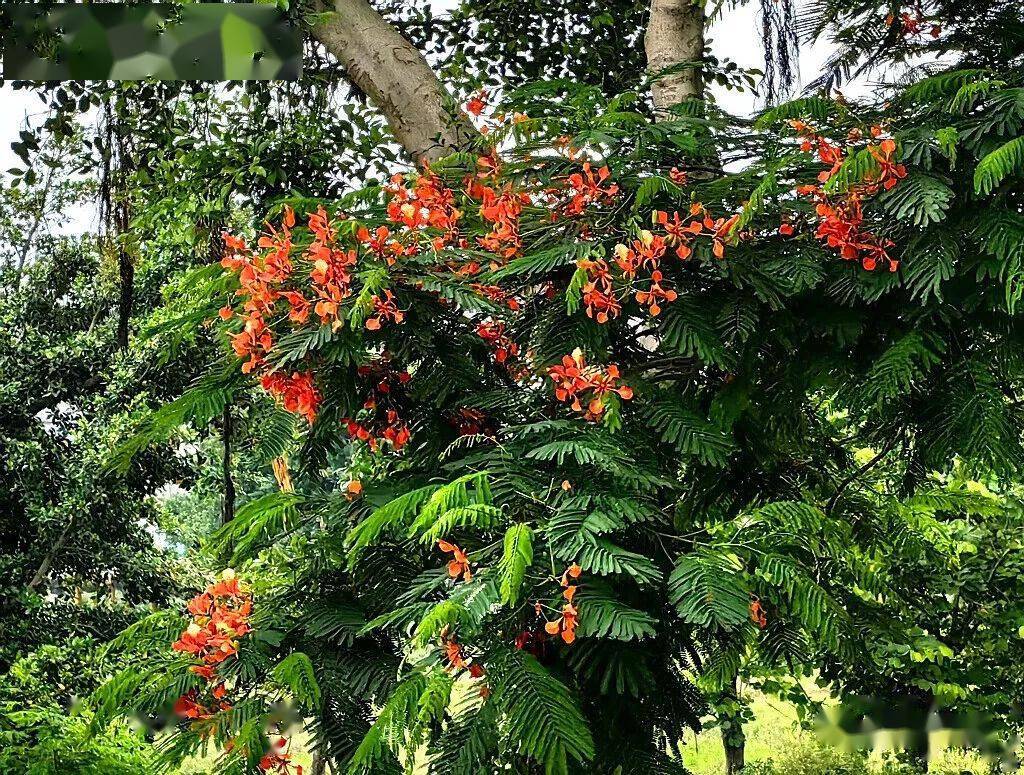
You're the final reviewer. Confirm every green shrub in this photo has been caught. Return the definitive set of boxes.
[0,640,158,774]
[0,703,156,775]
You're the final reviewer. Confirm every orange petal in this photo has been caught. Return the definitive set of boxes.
[545,620,561,635]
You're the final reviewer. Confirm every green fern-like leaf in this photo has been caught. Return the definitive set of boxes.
[271,652,321,710]
[974,135,1024,195]
[498,524,535,606]
[645,399,734,467]
[575,582,658,641]
[490,649,595,775]
[668,550,750,630]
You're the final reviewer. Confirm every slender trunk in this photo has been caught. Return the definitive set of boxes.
[723,735,745,774]
[15,164,56,277]
[115,218,133,351]
[222,404,235,525]
[720,678,746,774]
[311,0,478,163]
[645,0,706,118]
[310,751,327,775]
[28,519,74,591]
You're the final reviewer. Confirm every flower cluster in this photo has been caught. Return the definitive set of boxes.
[171,572,300,774]
[476,318,519,364]
[172,569,252,671]
[342,360,413,452]
[576,203,737,324]
[548,349,633,420]
[544,563,582,644]
[171,570,252,721]
[887,7,941,39]
[561,162,619,217]
[448,407,498,437]
[787,120,907,271]
[260,371,321,425]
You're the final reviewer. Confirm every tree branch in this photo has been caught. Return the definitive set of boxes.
[311,0,479,163]
[825,431,902,515]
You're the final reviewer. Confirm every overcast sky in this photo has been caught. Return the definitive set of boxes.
[0,2,859,232]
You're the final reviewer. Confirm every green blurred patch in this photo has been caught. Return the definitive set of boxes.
[3,3,301,80]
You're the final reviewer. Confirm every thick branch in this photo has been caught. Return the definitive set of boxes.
[312,0,478,163]
[645,0,706,118]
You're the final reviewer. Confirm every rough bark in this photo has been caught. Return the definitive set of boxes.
[644,0,706,118]
[311,0,478,163]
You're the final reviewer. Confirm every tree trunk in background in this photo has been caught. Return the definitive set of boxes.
[645,0,706,118]
[221,404,235,525]
[724,734,745,774]
[312,0,478,163]
[115,196,133,351]
[27,519,73,591]
[15,164,56,277]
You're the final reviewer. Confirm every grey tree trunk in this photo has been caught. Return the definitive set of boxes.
[723,733,745,774]
[644,0,706,118]
[311,0,478,163]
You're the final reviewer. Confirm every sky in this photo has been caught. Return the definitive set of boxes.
[0,1,864,233]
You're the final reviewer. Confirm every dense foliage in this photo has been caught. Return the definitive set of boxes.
[3,1,1024,774]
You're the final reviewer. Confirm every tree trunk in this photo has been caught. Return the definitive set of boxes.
[28,519,74,591]
[221,404,235,525]
[645,0,706,118]
[115,223,133,351]
[15,163,56,277]
[310,751,328,775]
[723,733,745,774]
[311,0,478,163]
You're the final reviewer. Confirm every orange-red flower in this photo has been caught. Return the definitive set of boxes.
[750,599,767,629]
[563,162,619,216]
[544,563,583,644]
[365,289,405,331]
[438,539,472,582]
[466,90,487,117]
[868,139,908,191]
[476,319,519,363]
[259,737,301,775]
